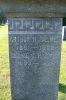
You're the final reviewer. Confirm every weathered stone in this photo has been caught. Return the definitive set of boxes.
[0,0,66,17]
[64,27,66,40]
[8,18,62,100]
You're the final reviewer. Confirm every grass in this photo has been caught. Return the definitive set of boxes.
[58,40,66,100]
[0,25,66,100]
[0,25,11,100]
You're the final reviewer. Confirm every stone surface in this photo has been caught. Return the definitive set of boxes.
[64,27,66,40]
[0,0,66,17]
[8,18,62,100]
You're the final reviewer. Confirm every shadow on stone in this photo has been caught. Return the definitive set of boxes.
[59,83,66,93]
[63,27,66,40]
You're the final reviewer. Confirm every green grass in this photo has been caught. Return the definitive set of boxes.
[0,25,11,100]
[58,41,66,100]
[0,25,66,100]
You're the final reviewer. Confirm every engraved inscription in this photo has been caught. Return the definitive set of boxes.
[8,18,62,32]
[9,34,61,68]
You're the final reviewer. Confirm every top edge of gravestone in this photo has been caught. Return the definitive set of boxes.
[0,0,66,17]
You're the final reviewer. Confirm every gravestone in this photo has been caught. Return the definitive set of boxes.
[64,27,66,40]
[8,18,62,100]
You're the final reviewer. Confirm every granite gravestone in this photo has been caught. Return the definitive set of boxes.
[8,18,62,100]
[64,27,66,40]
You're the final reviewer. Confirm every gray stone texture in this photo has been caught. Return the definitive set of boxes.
[64,27,66,40]
[8,18,62,100]
[0,0,66,17]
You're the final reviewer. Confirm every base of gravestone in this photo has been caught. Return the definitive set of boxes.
[8,18,62,100]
